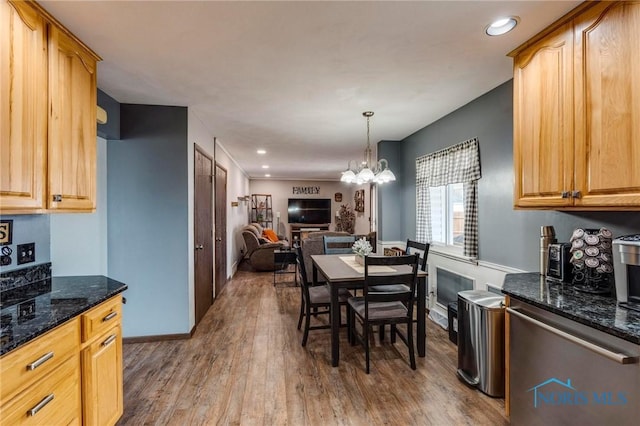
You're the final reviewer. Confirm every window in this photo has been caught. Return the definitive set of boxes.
[429,183,464,248]
[416,137,481,258]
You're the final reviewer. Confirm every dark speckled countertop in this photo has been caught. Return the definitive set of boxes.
[0,276,127,356]
[503,272,640,345]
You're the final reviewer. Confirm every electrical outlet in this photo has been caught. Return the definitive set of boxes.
[17,242,35,265]
[17,299,36,323]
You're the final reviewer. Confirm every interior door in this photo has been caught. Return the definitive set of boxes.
[214,163,228,296]
[194,145,213,326]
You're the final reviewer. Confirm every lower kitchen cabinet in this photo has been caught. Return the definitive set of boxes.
[81,325,123,426]
[0,295,124,425]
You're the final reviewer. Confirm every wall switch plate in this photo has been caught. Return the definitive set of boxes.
[17,242,35,265]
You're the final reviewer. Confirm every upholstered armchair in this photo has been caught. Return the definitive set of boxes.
[241,224,288,271]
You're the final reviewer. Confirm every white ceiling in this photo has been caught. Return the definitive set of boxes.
[40,0,581,181]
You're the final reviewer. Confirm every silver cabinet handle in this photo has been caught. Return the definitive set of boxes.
[572,190,582,199]
[561,191,570,199]
[102,311,117,322]
[195,245,204,250]
[28,394,54,416]
[101,334,117,347]
[27,352,54,371]
[507,307,639,364]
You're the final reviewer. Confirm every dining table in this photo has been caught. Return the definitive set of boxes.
[311,254,428,367]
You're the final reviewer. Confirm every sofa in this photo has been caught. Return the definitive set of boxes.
[241,224,289,272]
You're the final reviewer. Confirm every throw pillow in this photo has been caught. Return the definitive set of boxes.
[262,229,279,242]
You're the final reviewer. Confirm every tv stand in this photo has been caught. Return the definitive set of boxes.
[290,223,330,243]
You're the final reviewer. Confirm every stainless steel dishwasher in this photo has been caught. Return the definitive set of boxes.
[508,299,640,425]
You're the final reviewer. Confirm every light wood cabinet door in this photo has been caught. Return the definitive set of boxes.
[0,0,47,212]
[513,23,574,208]
[82,325,123,426]
[574,1,640,208]
[47,24,97,212]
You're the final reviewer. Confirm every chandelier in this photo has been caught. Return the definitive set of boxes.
[340,111,396,185]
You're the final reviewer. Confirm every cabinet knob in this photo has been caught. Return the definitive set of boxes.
[195,245,204,250]
[572,190,582,199]
[52,194,62,202]
[561,191,570,199]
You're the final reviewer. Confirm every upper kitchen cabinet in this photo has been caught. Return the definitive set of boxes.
[512,23,574,208]
[47,24,97,211]
[0,0,100,214]
[573,1,640,208]
[511,1,640,210]
[0,0,48,211]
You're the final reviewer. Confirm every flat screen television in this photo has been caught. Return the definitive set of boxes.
[288,198,331,224]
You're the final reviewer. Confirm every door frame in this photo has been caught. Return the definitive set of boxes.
[214,162,228,295]
[193,143,214,327]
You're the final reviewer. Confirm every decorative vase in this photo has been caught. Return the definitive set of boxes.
[354,254,365,265]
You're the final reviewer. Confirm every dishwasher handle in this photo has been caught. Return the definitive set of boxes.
[507,307,639,365]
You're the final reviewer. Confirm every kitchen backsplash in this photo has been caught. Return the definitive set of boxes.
[0,262,52,292]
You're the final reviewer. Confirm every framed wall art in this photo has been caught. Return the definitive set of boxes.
[354,189,365,212]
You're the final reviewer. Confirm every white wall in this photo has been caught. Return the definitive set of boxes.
[50,137,108,275]
[249,180,372,239]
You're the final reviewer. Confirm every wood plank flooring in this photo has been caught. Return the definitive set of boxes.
[117,264,508,425]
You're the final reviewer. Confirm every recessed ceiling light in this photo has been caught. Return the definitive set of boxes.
[265,174,271,177]
[262,165,269,169]
[485,16,519,36]
[257,149,266,154]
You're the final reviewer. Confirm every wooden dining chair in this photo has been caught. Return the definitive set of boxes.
[348,254,420,373]
[374,239,429,340]
[295,245,352,347]
[322,235,356,254]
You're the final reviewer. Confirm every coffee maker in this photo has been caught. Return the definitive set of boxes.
[546,243,572,282]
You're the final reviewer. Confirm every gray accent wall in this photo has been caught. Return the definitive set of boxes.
[377,140,403,241]
[97,89,120,140]
[391,80,640,271]
[108,104,189,337]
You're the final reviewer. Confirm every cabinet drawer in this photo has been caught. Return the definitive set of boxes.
[81,297,122,343]
[0,353,81,425]
[0,318,79,402]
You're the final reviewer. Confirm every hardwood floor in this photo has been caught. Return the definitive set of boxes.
[117,264,508,425]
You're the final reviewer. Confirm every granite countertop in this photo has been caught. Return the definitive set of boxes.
[502,272,640,345]
[1,276,128,356]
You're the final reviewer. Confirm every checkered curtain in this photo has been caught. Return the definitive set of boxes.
[416,137,481,258]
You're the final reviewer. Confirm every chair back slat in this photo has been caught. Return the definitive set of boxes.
[363,254,419,312]
[323,235,356,255]
[406,239,429,272]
